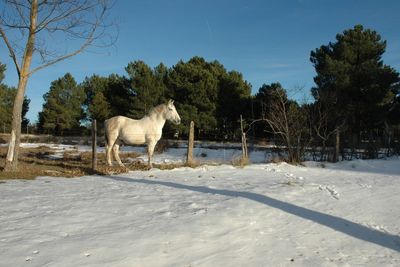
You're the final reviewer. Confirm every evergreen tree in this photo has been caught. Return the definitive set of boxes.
[217,71,251,139]
[105,74,135,117]
[310,25,400,153]
[89,91,110,122]
[81,74,111,122]
[38,73,85,135]
[252,83,286,138]
[255,83,284,118]
[21,98,30,131]
[0,84,14,133]
[0,63,30,133]
[0,62,5,82]
[168,57,221,138]
[125,61,167,118]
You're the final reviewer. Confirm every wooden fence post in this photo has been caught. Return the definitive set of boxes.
[240,115,248,160]
[92,119,97,171]
[333,128,340,163]
[187,121,194,165]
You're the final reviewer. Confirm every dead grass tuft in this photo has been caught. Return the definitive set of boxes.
[231,156,249,167]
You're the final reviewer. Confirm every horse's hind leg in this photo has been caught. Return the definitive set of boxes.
[106,143,113,166]
[112,142,125,167]
[106,132,118,166]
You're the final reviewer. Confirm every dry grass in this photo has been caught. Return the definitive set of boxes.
[0,145,207,180]
[231,156,249,167]
[0,146,147,180]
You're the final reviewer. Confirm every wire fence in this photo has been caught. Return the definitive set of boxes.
[1,118,399,163]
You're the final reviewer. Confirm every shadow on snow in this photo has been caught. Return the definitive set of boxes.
[108,175,400,252]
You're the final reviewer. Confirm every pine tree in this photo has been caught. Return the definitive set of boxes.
[168,57,220,138]
[89,91,110,122]
[81,74,110,122]
[310,25,400,156]
[125,61,166,118]
[81,73,134,121]
[217,71,251,138]
[38,73,85,135]
[105,74,134,117]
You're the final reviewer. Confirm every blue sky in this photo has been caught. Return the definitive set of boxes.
[1,0,400,123]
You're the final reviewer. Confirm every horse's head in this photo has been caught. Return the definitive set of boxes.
[165,100,181,125]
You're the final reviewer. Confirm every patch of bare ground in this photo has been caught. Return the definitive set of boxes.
[0,146,146,180]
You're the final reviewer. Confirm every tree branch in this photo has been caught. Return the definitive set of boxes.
[0,26,21,78]
[29,0,112,74]
[29,26,95,75]
[36,1,96,33]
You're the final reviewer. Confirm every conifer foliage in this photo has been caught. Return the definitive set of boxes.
[38,74,85,135]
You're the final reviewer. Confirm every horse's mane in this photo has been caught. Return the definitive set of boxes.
[147,103,167,117]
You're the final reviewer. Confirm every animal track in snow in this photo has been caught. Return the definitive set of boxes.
[358,183,373,189]
[279,172,305,186]
[318,185,339,200]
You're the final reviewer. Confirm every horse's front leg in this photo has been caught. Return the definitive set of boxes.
[147,141,156,169]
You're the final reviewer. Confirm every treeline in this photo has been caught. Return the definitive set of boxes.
[251,25,400,162]
[1,25,399,162]
[36,57,252,139]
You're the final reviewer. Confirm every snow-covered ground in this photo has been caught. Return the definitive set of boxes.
[1,144,400,266]
[12,142,276,164]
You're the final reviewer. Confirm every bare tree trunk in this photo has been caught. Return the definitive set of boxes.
[320,140,326,161]
[333,128,340,162]
[187,121,194,165]
[3,0,37,171]
[240,115,248,160]
[92,119,97,171]
[4,77,28,171]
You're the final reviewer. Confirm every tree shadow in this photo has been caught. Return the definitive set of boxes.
[108,175,400,252]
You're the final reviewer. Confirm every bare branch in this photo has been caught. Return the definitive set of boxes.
[28,30,94,75]
[0,26,21,78]
[244,119,267,134]
[35,1,97,33]
[24,0,113,74]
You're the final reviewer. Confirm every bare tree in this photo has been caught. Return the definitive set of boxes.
[0,0,115,171]
[310,100,337,161]
[250,85,309,163]
[310,88,347,162]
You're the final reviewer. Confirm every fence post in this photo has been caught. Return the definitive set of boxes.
[92,119,97,171]
[240,115,248,160]
[333,128,340,162]
[187,121,194,165]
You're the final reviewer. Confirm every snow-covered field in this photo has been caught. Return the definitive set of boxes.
[14,142,276,164]
[1,144,400,266]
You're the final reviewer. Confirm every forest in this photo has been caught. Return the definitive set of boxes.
[1,25,400,163]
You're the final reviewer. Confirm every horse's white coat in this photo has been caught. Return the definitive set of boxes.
[105,100,181,167]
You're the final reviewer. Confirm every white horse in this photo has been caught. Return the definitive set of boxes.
[105,100,181,168]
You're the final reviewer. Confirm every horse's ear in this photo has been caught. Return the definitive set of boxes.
[168,99,174,105]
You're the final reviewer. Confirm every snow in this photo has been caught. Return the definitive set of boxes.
[4,142,275,164]
[1,145,400,266]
